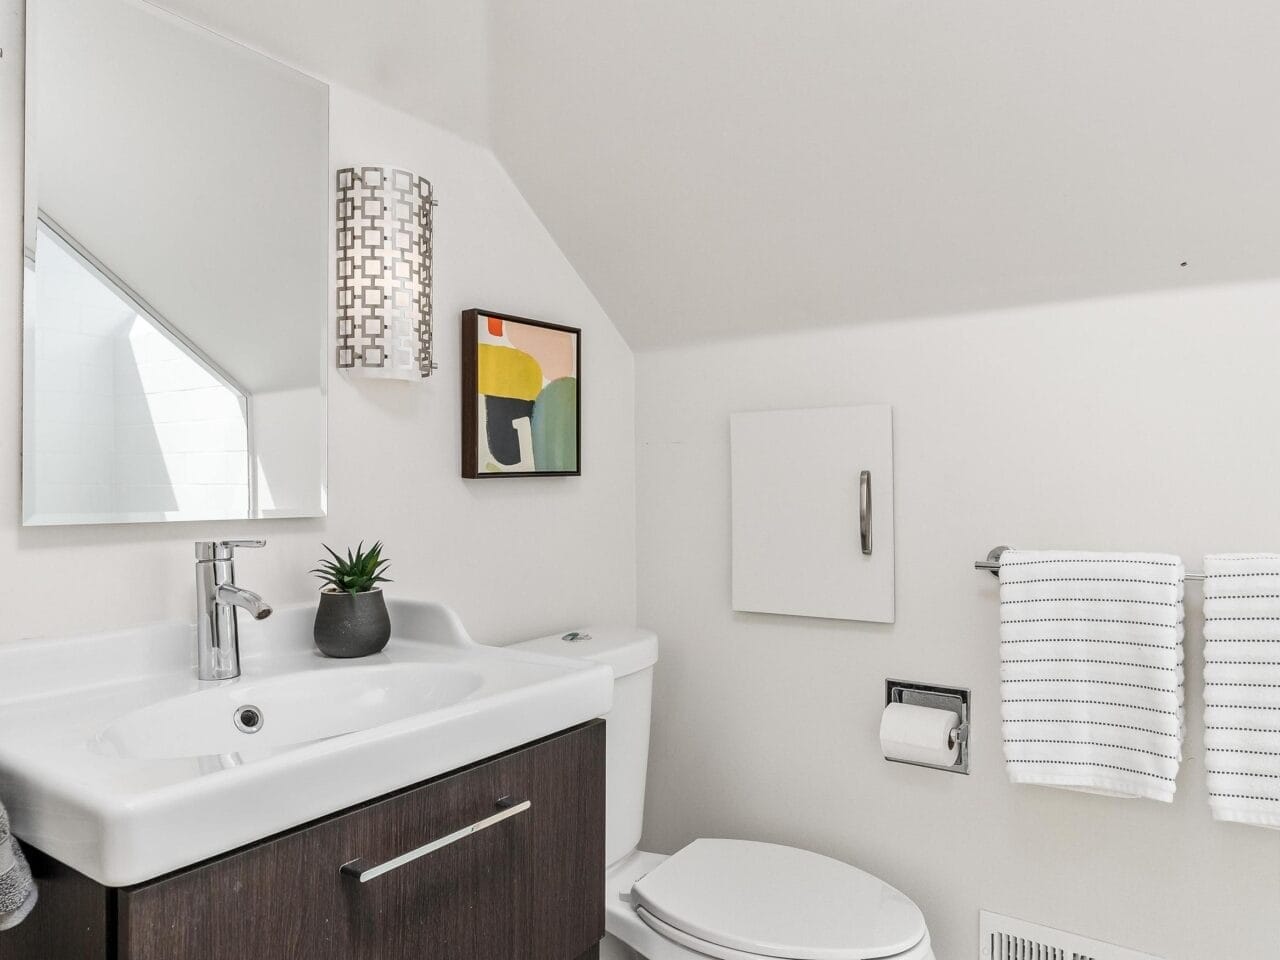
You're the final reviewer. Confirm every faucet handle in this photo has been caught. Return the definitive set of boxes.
[195,539,267,561]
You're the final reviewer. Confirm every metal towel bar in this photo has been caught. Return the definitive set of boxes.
[975,545,1207,581]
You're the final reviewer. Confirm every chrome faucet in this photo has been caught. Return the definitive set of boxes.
[195,539,273,681]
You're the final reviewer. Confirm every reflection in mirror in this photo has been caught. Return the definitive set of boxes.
[22,0,328,525]
[26,218,251,522]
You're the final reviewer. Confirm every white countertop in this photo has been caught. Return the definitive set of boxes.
[0,599,612,887]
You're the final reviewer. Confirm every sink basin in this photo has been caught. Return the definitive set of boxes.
[0,600,612,886]
[93,662,484,761]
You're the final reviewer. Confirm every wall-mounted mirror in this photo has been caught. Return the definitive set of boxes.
[22,0,328,525]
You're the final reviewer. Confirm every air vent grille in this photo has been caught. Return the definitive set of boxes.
[980,911,1163,960]
[989,931,1091,960]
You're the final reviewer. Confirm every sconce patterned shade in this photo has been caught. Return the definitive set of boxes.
[336,166,436,379]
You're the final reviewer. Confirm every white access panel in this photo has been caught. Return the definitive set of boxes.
[730,404,894,623]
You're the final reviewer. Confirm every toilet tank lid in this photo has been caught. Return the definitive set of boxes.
[510,626,658,678]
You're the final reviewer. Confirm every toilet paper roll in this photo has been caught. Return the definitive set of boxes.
[879,701,961,767]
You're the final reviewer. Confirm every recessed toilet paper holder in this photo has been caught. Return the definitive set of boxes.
[884,679,971,775]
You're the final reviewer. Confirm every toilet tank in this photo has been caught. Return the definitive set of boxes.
[510,627,658,867]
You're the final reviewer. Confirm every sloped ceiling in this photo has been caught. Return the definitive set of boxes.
[151,1,1280,351]
[153,0,491,146]
[488,1,1280,348]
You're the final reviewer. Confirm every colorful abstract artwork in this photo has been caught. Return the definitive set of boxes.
[461,310,581,477]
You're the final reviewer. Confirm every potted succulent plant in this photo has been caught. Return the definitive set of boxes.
[311,541,393,658]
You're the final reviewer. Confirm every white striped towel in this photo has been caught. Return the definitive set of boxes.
[998,550,1185,801]
[1203,553,1280,828]
[0,801,36,931]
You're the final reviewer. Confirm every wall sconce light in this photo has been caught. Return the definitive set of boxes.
[335,166,436,379]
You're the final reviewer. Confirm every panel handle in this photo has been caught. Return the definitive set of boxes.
[194,539,267,561]
[339,798,531,884]
[859,470,873,556]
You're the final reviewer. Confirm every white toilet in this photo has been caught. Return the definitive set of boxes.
[513,628,935,960]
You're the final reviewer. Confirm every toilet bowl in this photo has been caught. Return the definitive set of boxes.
[511,628,935,960]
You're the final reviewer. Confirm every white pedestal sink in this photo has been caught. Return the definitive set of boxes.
[0,599,612,886]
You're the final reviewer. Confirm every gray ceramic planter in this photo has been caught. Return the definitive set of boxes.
[314,587,391,658]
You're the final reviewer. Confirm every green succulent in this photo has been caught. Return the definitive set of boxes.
[311,540,392,596]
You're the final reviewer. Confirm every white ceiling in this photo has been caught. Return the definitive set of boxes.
[153,1,1280,350]
[154,0,491,146]
[489,1,1280,348]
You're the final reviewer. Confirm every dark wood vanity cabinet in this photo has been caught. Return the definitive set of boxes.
[1,721,605,960]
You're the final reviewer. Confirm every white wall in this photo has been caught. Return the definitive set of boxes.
[0,2,635,646]
[636,292,1280,960]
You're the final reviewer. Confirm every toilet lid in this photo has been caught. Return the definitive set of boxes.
[629,839,926,960]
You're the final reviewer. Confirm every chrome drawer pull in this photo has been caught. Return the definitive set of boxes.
[339,798,531,883]
[859,469,873,556]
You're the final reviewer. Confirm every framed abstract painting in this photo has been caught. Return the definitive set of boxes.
[461,309,581,478]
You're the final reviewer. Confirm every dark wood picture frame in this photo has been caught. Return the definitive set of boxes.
[461,309,582,478]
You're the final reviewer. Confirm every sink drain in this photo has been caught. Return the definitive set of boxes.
[233,704,264,734]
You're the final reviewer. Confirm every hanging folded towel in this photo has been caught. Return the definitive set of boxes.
[1203,553,1280,829]
[0,802,36,930]
[998,550,1185,801]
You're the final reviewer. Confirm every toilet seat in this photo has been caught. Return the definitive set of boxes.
[636,906,811,960]
[629,839,927,960]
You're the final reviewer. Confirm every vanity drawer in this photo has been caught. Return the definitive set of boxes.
[117,721,605,960]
